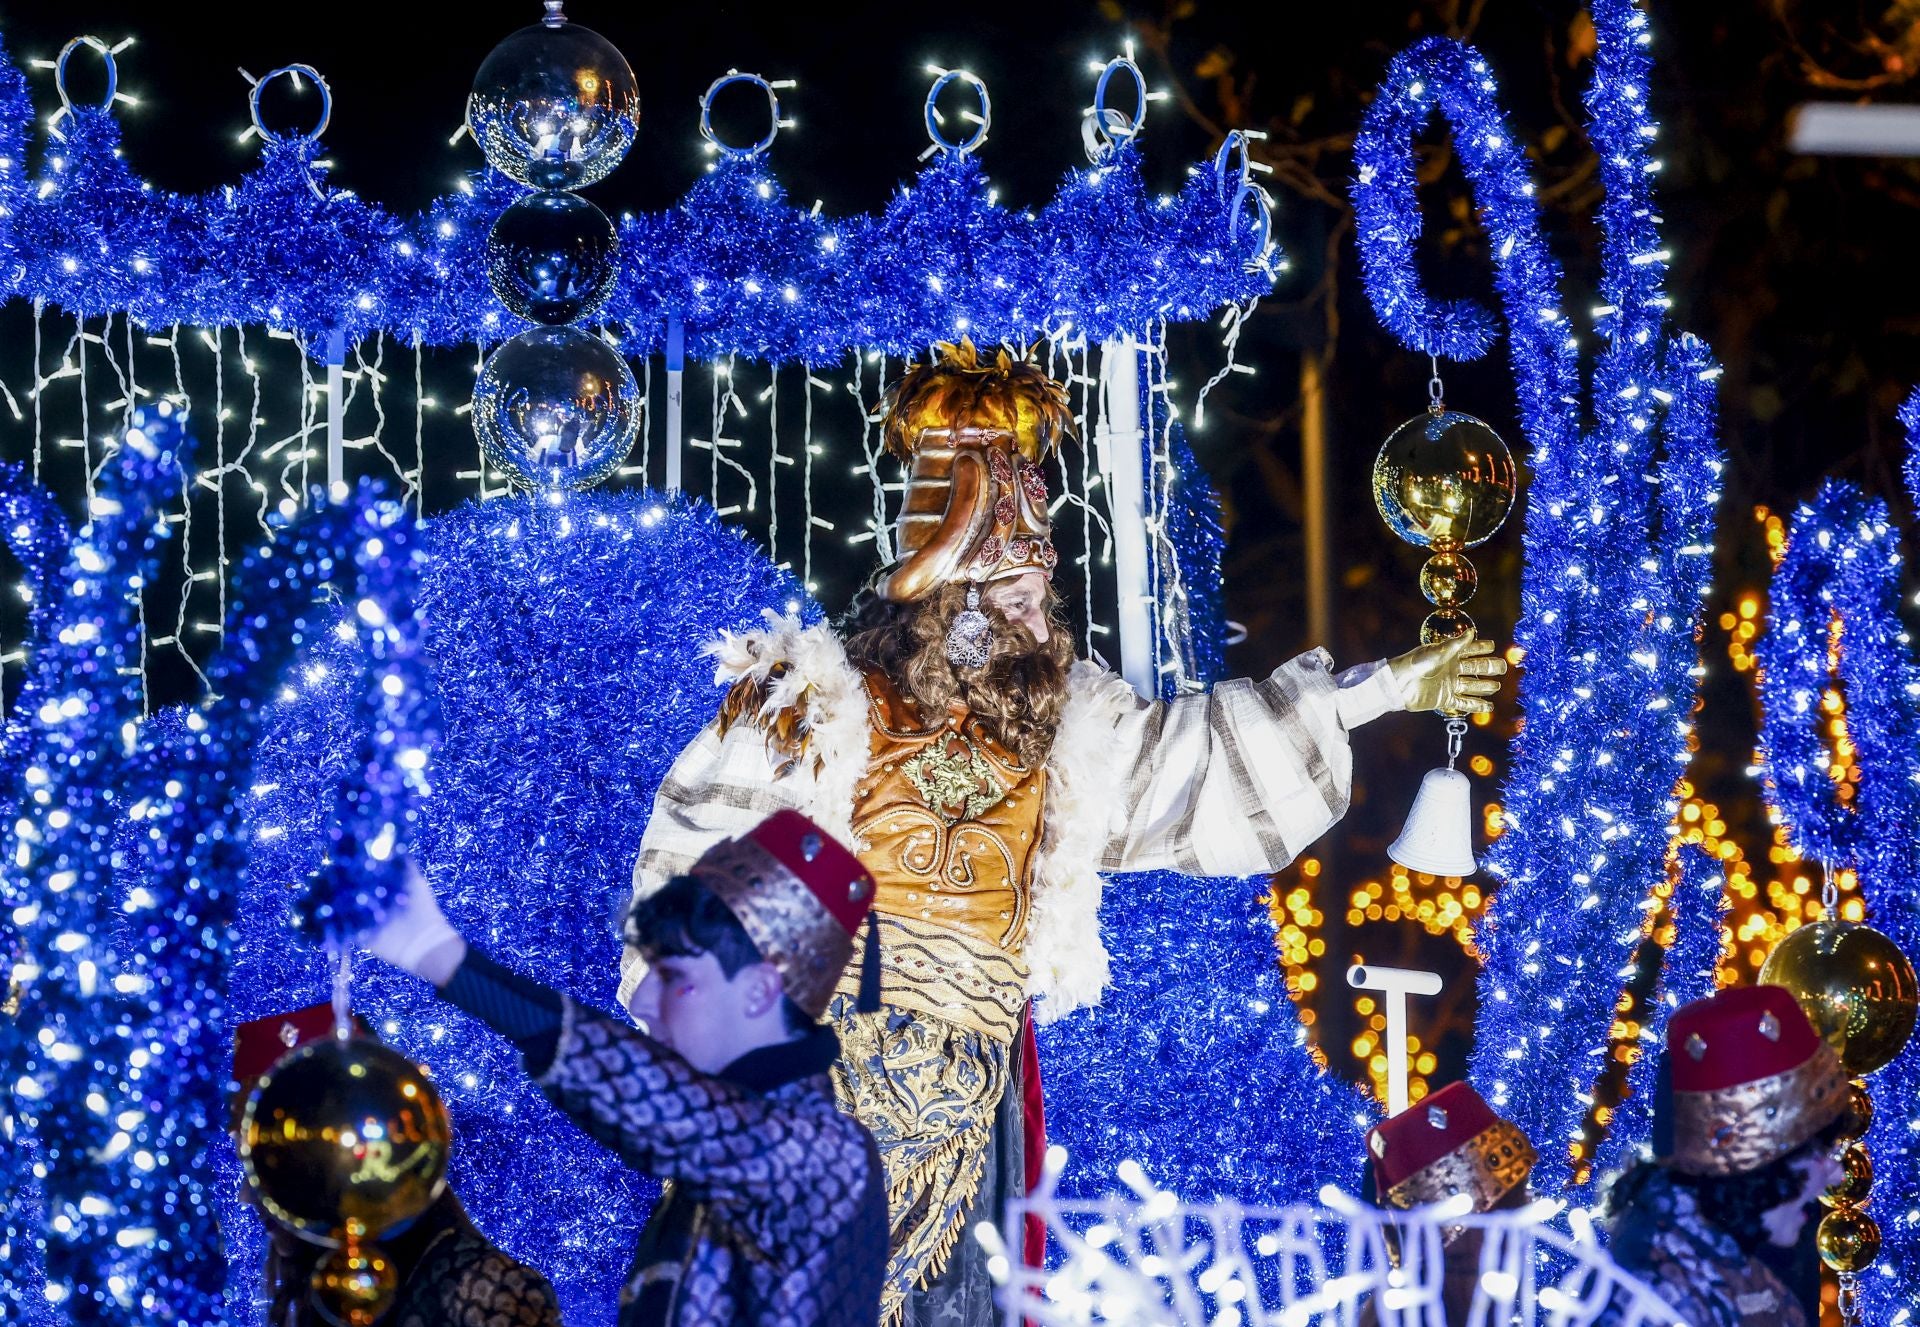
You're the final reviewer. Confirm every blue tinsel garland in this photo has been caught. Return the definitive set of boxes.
[0,458,72,1327]
[0,38,1275,358]
[1038,869,1374,1205]
[1753,479,1920,1315]
[154,486,455,1325]
[1589,842,1725,1182]
[1351,0,1724,1194]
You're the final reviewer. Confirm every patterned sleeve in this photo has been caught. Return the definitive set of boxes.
[536,1000,865,1202]
[440,1246,564,1327]
[617,714,804,1011]
[1096,649,1390,877]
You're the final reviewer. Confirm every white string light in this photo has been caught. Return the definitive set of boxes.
[995,1158,1689,1327]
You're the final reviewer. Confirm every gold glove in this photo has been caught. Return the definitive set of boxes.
[1386,634,1508,717]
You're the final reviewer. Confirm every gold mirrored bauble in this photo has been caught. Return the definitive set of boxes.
[1822,1141,1875,1208]
[1816,1206,1882,1274]
[1373,409,1518,552]
[1836,1081,1874,1142]
[310,1236,398,1327]
[1419,551,1478,609]
[1759,920,1919,1077]
[242,1035,451,1244]
[1420,609,1476,645]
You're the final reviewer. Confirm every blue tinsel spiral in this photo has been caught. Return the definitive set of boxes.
[1352,0,1724,1195]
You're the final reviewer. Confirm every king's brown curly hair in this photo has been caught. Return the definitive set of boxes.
[840,579,1075,769]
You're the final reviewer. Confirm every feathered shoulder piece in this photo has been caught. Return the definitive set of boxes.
[881,338,1075,463]
[706,611,861,779]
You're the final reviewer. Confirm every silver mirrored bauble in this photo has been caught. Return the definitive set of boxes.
[466,18,639,190]
[472,326,639,490]
[486,190,618,325]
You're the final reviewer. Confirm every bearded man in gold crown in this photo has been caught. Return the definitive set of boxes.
[619,341,1507,1325]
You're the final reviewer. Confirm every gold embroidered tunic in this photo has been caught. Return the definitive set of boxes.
[833,670,1046,1046]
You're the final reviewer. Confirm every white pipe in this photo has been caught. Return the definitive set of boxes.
[1788,102,1920,156]
[1347,963,1444,1117]
[1098,337,1153,697]
[326,329,346,495]
[664,311,685,493]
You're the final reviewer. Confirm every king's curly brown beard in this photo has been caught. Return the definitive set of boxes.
[840,580,1076,769]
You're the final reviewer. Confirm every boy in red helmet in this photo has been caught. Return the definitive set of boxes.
[1361,1080,1538,1324]
[1602,985,1850,1327]
[363,809,888,1327]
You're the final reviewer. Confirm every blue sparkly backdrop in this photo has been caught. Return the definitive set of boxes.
[230,490,812,1325]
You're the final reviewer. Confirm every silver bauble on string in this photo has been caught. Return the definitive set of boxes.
[472,326,639,491]
[466,7,639,190]
[486,190,618,325]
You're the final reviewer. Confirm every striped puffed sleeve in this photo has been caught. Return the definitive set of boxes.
[1096,649,1404,877]
[617,713,806,1012]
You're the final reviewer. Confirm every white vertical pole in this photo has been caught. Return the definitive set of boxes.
[1348,963,1444,1117]
[664,311,685,493]
[325,328,346,496]
[1098,336,1153,697]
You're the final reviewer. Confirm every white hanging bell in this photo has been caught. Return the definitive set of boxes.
[1388,718,1478,877]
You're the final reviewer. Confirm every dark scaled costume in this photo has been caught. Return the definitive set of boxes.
[1602,984,1847,1327]
[439,811,890,1327]
[382,1193,564,1327]
[1605,1166,1811,1327]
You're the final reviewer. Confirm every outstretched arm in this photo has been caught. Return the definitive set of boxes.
[619,710,804,1012]
[1090,635,1504,877]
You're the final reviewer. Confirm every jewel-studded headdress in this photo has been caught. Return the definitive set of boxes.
[1367,1080,1537,1212]
[1663,984,1846,1177]
[687,810,877,1020]
[873,340,1073,605]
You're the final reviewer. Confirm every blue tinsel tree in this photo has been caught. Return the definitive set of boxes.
[1352,0,1723,1193]
[1755,478,1920,1319]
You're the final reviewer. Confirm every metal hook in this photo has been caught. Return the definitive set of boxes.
[699,70,787,160]
[247,63,333,147]
[1082,54,1147,163]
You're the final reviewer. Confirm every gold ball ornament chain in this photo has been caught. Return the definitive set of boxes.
[1759,866,1920,1324]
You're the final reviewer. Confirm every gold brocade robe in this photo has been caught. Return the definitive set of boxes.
[825,670,1045,1316]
